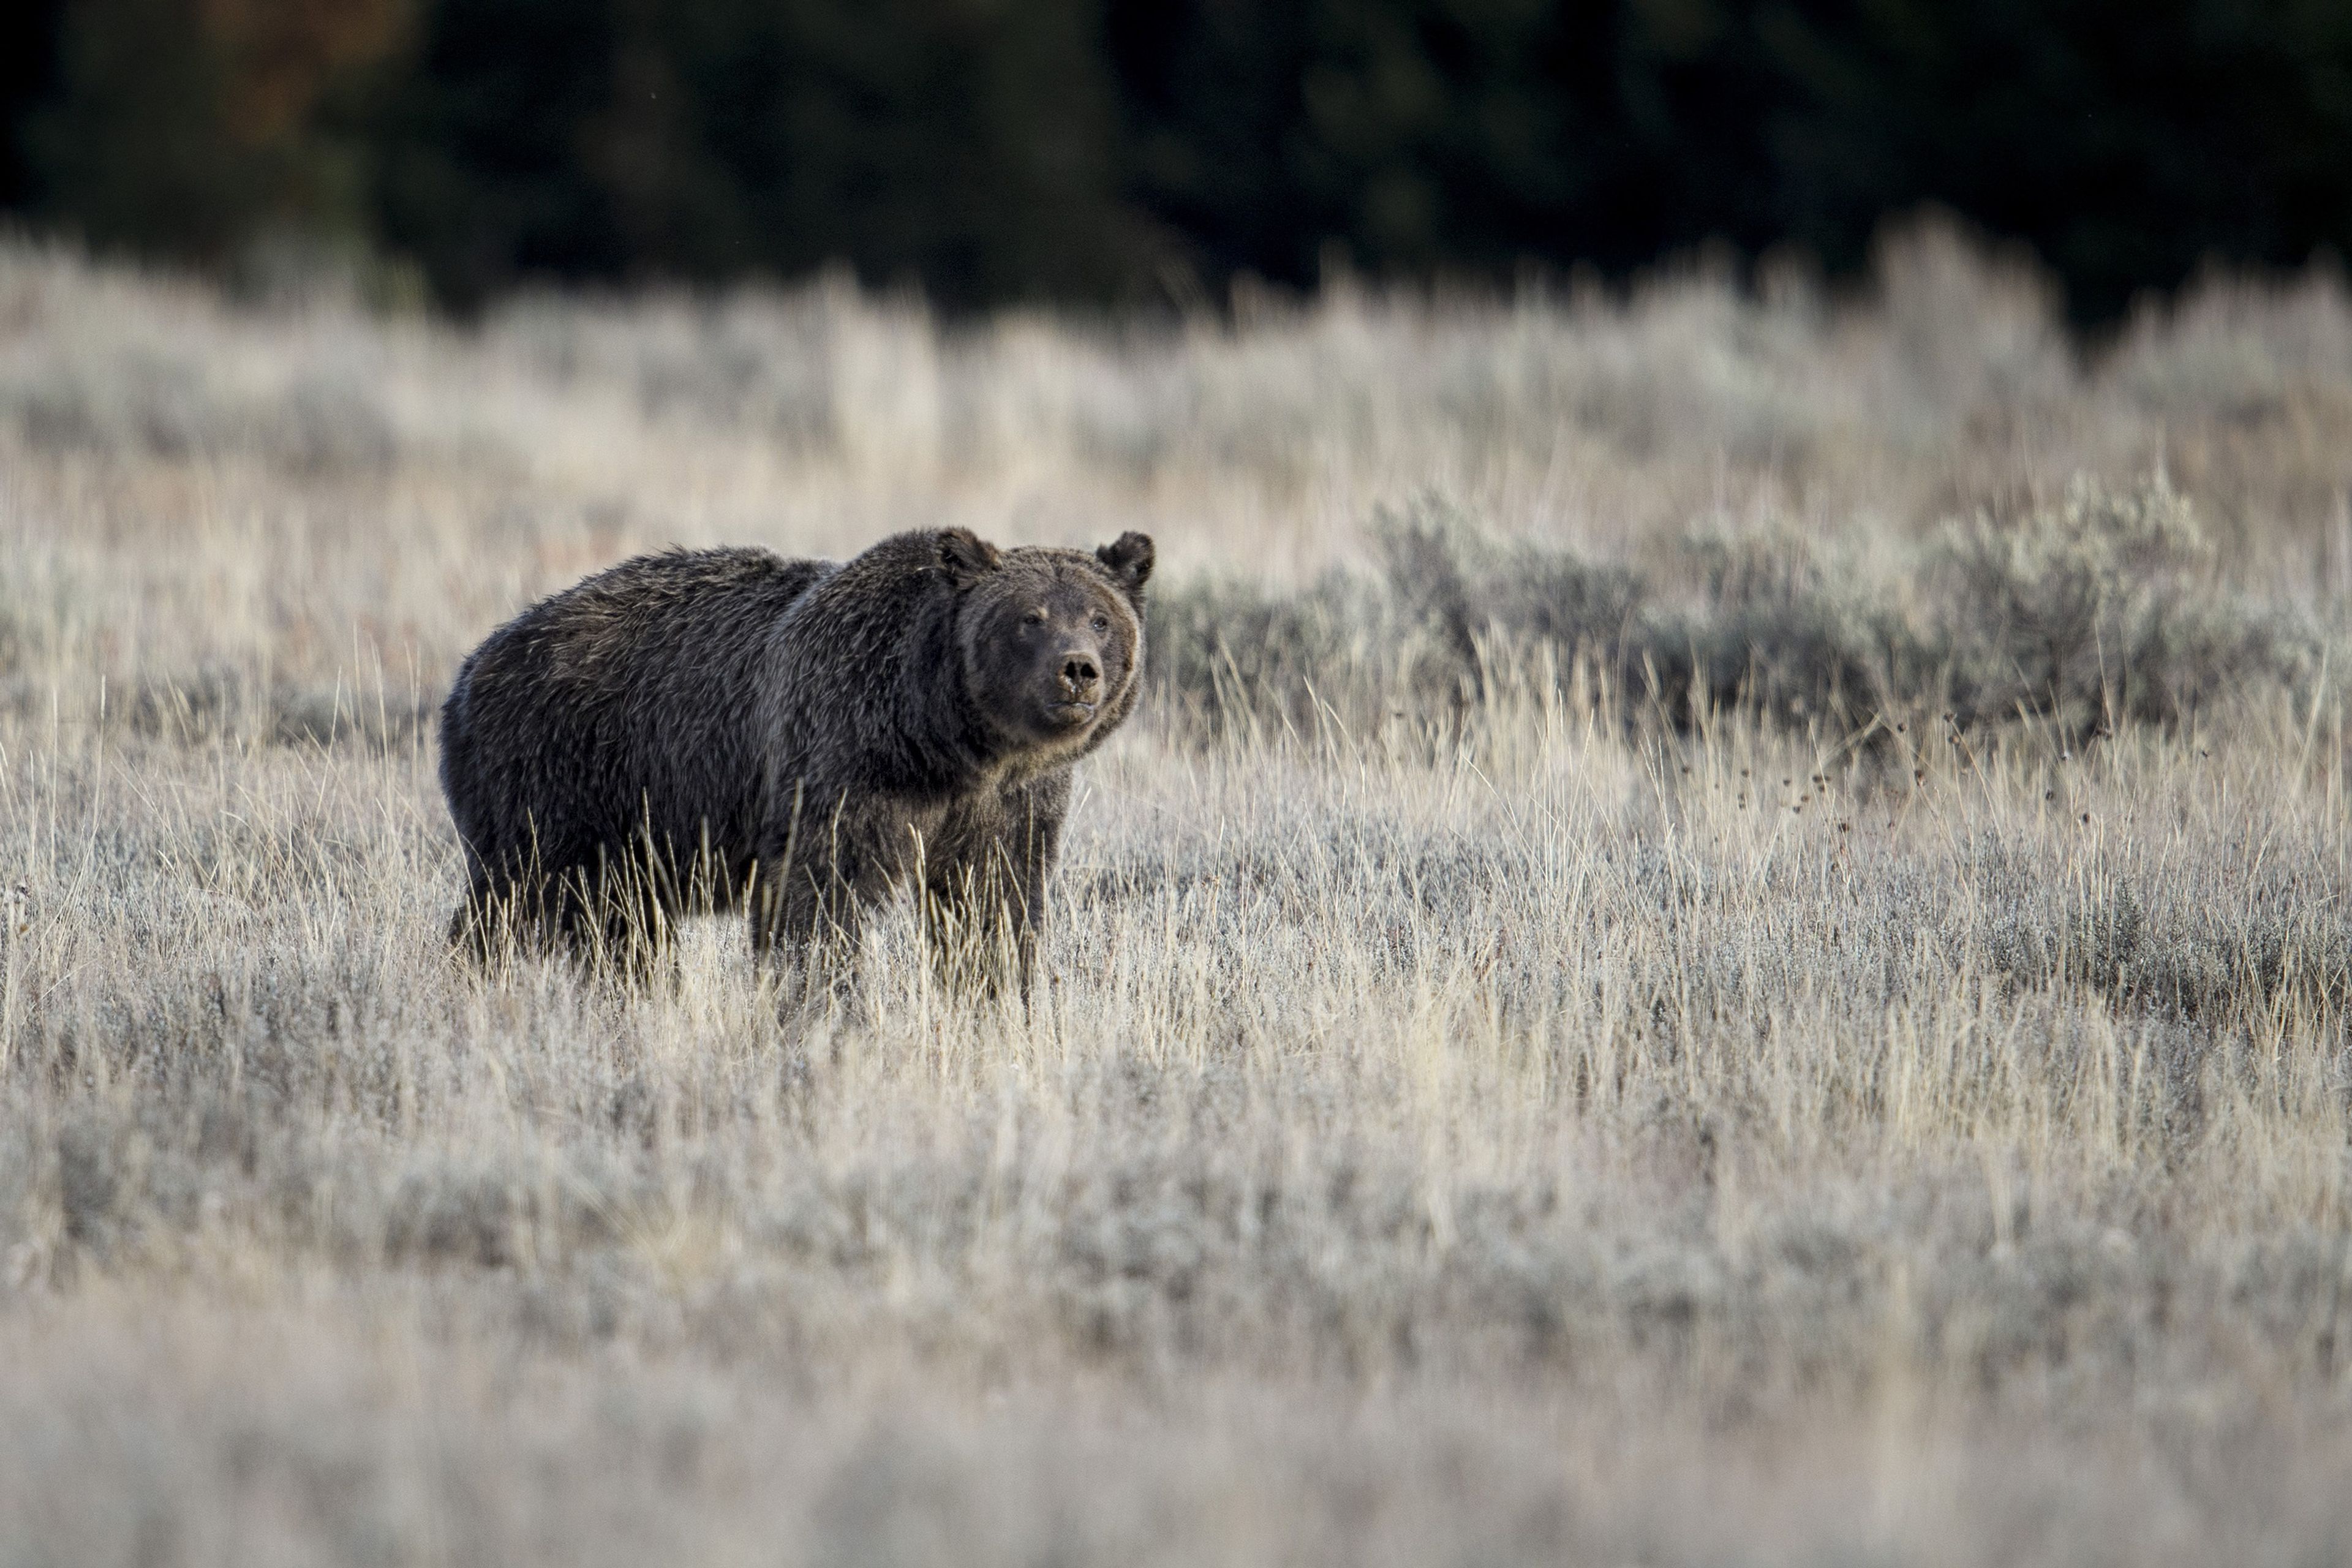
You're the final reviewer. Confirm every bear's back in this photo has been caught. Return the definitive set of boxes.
[443,546,834,878]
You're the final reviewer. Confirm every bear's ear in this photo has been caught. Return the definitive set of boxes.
[937,528,1002,589]
[1095,532,1154,604]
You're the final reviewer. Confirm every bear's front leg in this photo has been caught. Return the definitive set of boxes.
[748,785,884,1014]
[750,850,870,1012]
[920,775,1066,1007]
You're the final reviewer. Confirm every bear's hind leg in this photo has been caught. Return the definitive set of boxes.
[448,864,564,971]
[555,850,682,986]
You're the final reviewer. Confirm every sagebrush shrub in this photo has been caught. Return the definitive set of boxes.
[1146,482,2327,748]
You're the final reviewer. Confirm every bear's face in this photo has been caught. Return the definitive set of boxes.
[949,530,1152,757]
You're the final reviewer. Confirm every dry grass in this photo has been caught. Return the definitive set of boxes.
[2,216,2351,1565]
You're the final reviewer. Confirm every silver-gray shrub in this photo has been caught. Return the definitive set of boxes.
[1933,474,2317,732]
[1146,478,2325,747]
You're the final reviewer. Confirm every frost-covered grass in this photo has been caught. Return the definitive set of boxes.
[1,223,2350,1565]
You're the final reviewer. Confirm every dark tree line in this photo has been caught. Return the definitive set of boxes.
[6,0,2351,318]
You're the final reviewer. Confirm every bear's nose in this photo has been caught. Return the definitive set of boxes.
[1061,653,1101,696]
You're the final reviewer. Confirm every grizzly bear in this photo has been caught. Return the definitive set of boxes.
[439,527,1152,999]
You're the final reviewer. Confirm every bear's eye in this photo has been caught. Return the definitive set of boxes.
[1090,614,1109,633]
[1022,608,1047,626]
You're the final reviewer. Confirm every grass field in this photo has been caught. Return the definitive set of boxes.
[3,216,2351,1565]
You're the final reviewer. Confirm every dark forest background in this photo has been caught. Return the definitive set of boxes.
[4,0,2350,318]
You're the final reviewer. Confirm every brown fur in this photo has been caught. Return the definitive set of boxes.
[439,527,1152,1001]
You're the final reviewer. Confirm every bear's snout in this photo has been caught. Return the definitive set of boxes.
[1060,652,1102,699]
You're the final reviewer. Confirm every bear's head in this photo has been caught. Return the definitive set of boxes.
[942,528,1153,760]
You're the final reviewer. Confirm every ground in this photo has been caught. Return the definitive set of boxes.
[1,218,2350,1566]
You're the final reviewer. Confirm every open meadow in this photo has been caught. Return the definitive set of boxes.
[2,220,2351,1564]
